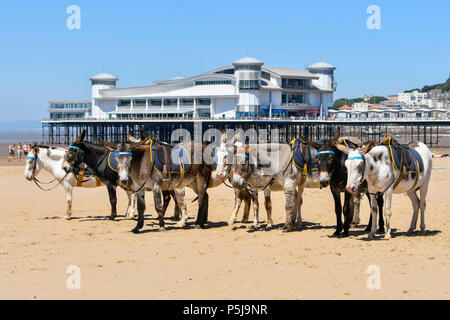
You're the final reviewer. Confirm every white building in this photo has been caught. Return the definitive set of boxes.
[397,90,428,106]
[48,57,336,120]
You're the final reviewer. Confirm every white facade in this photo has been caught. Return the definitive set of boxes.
[48,57,336,120]
[397,90,429,106]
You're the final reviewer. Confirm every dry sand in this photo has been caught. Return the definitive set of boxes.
[0,156,449,300]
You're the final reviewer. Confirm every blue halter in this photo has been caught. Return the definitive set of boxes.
[235,154,249,158]
[114,152,132,156]
[316,151,335,155]
[347,156,364,160]
[69,146,79,150]
[27,156,36,159]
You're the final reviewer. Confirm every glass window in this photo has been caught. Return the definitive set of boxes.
[133,99,146,106]
[149,99,162,106]
[195,80,232,86]
[118,99,131,107]
[239,80,260,89]
[197,99,211,106]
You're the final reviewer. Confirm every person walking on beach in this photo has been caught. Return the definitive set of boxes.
[17,143,23,160]
[8,144,15,162]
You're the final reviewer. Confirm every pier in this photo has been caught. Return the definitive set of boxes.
[42,119,450,147]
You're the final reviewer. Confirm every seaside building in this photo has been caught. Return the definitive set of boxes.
[46,57,336,121]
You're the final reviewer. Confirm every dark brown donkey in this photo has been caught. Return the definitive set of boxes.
[113,137,213,233]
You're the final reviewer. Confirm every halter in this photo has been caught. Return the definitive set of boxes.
[316,151,335,155]
[114,152,133,156]
[26,149,69,191]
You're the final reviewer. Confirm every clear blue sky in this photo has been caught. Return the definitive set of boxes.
[0,0,448,121]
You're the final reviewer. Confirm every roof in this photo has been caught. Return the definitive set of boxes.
[90,72,118,81]
[339,105,352,110]
[263,66,319,79]
[368,105,381,109]
[49,100,91,104]
[307,62,336,70]
[232,56,264,66]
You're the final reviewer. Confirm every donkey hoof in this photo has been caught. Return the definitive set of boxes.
[333,231,341,237]
[248,225,257,231]
[377,228,385,234]
[282,224,293,233]
[228,220,235,226]
[65,216,71,221]
[420,230,426,236]
[158,227,166,232]
[368,233,375,240]
[265,224,273,231]
[194,224,202,229]
[108,215,116,221]
[131,227,140,234]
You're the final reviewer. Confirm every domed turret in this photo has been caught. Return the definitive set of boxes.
[233,57,263,116]
[90,72,118,119]
[306,62,336,91]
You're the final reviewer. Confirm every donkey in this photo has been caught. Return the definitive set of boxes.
[112,137,213,233]
[336,137,432,239]
[230,138,318,232]
[308,134,384,236]
[25,143,136,219]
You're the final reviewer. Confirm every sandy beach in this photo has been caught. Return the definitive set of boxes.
[0,155,449,300]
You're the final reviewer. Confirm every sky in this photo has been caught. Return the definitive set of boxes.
[0,0,449,121]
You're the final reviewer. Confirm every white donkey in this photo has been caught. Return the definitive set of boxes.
[24,144,136,220]
[336,139,432,239]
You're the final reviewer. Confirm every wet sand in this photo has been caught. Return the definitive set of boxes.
[0,157,449,300]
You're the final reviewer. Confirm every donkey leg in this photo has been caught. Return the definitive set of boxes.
[175,189,189,228]
[125,191,134,219]
[249,191,259,230]
[229,189,243,226]
[282,184,297,233]
[153,185,166,231]
[64,183,73,220]
[106,184,117,220]
[377,193,385,234]
[383,189,394,239]
[242,196,251,223]
[406,191,420,235]
[364,193,373,232]
[131,190,146,233]
[264,189,273,230]
[342,192,354,237]
[161,190,171,218]
[367,193,378,239]
[296,185,304,227]
[331,187,343,236]
[419,184,428,235]
[172,190,182,220]
[351,193,361,226]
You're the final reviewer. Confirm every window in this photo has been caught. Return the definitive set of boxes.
[282,78,308,89]
[164,99,177,106]
[195,80,232,86]
[149,99,162,106]
[284,94,304,104]
[239,80,260,90]
[118,99,131,107]
[197,99,211,106]
[92,80,116,85]
[133,99,146,107]
[181,99,194,105]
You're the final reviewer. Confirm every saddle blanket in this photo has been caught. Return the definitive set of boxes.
[72,166,102,186]
[384,137,424,173]
[150,140,191,174]
[289,138,318,172]
[107,151,118,172]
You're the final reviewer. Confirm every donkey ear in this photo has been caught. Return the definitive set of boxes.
[361,141,377,155]
[333,140,351,155]
[333,127,341,142]
[307,140,321,150]
[75,130,86,144]
[139,129,147,141]
[220,130,227,143]
[127,133,140,143]
[96,138,117,150]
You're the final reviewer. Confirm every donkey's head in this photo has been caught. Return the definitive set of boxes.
[309,139,336,188]
[63,130,87,173]
[114,142,133,187]
[24,143,41,181]
[231,142,254,189]
[215,131,239,180]
[335,140,377,194]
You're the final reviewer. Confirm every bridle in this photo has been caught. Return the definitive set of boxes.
[114,151,147,193]
[26,150,69,191]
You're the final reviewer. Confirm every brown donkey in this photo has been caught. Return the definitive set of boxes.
[112,137,213,233]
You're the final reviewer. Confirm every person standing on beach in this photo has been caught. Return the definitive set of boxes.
[17,143,23,160]
[8,144,14,162]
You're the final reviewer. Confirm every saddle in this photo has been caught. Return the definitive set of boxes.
[380,136,423,191]
[289,138,319,187]
[107,151,118,172]
[148,139,191,186]
[72,165,102,187]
